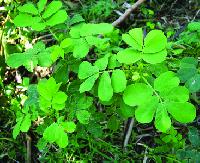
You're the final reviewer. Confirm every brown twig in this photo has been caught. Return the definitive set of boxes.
[123,118,134,151]
[26,134,31,163]
[112,0,146,27]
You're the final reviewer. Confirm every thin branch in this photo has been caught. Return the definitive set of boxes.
[123,118,134,151]
[26,134,31,163]
[112,0,146,27]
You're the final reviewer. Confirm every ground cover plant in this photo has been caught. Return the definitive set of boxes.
[0,0,199,162]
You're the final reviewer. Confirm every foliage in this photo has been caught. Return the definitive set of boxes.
[13,0,68,31]
[176,127,200,162]
[0,0,200,162]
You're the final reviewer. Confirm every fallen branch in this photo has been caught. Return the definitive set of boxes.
[112,0,146,27]
[123,118,134,151]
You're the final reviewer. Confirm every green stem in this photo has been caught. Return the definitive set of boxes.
[38,13,59,42]
[141,76,163,103]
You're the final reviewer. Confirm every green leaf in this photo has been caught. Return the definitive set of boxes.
[18,3,38,15]
[62,121,76,133]
[56,129,68,148]
[78,61,99,80]
[98,72,113,102]
[13,14,34,27]
[142,49,167,64]
[180,57,198,67]
[77,95,93,109]
[39,98,51,112]
[188,127,200,147]
[117,48,141,64]
[177,67,197,83]
[20,113,31,132]
[79,74,99,93]
[45,10,68,27]
[185,74,200,93]
[122,28,143,51]
[42,1,62,19]
[80,23,113,36]
[107,115,120,131]
[6,53,26,68]
[13,117,23,139]
[155,104,171,133]
[32,22,46,31]
[6,41,51,71]
[94,56,108,71]
[76,110,91,124]
[135,96,158,123]
[143,30,167,53]
[154,71,180,93]
[188,22,200,31]
[123,83,153,106]
[60,38,74,48]
[73,38,89,58]
[38,51,52,67]
[52,92,68,104]
[108,54,121,69]
[38,77,60,99]
[118,100,135,119]
[53,60,68,84]
[37,0,47,13]
[167,102,196,123]
[111,69,127,93]
[162,86,189,102]
[43,123,60,143]
[177,57,198,82]
[86,36,108,47]
[51,45,64,62]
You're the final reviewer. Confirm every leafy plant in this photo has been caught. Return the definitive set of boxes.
[13,0,68,31]
[124,71,196,132]
[177,57,200,93]
[117,28,167,64]
[176,127,200,162]
[6,41,53,72]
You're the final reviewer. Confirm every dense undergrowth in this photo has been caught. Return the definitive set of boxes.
[0,0,200,162]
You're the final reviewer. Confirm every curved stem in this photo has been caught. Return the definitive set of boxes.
[142,76,163,103]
